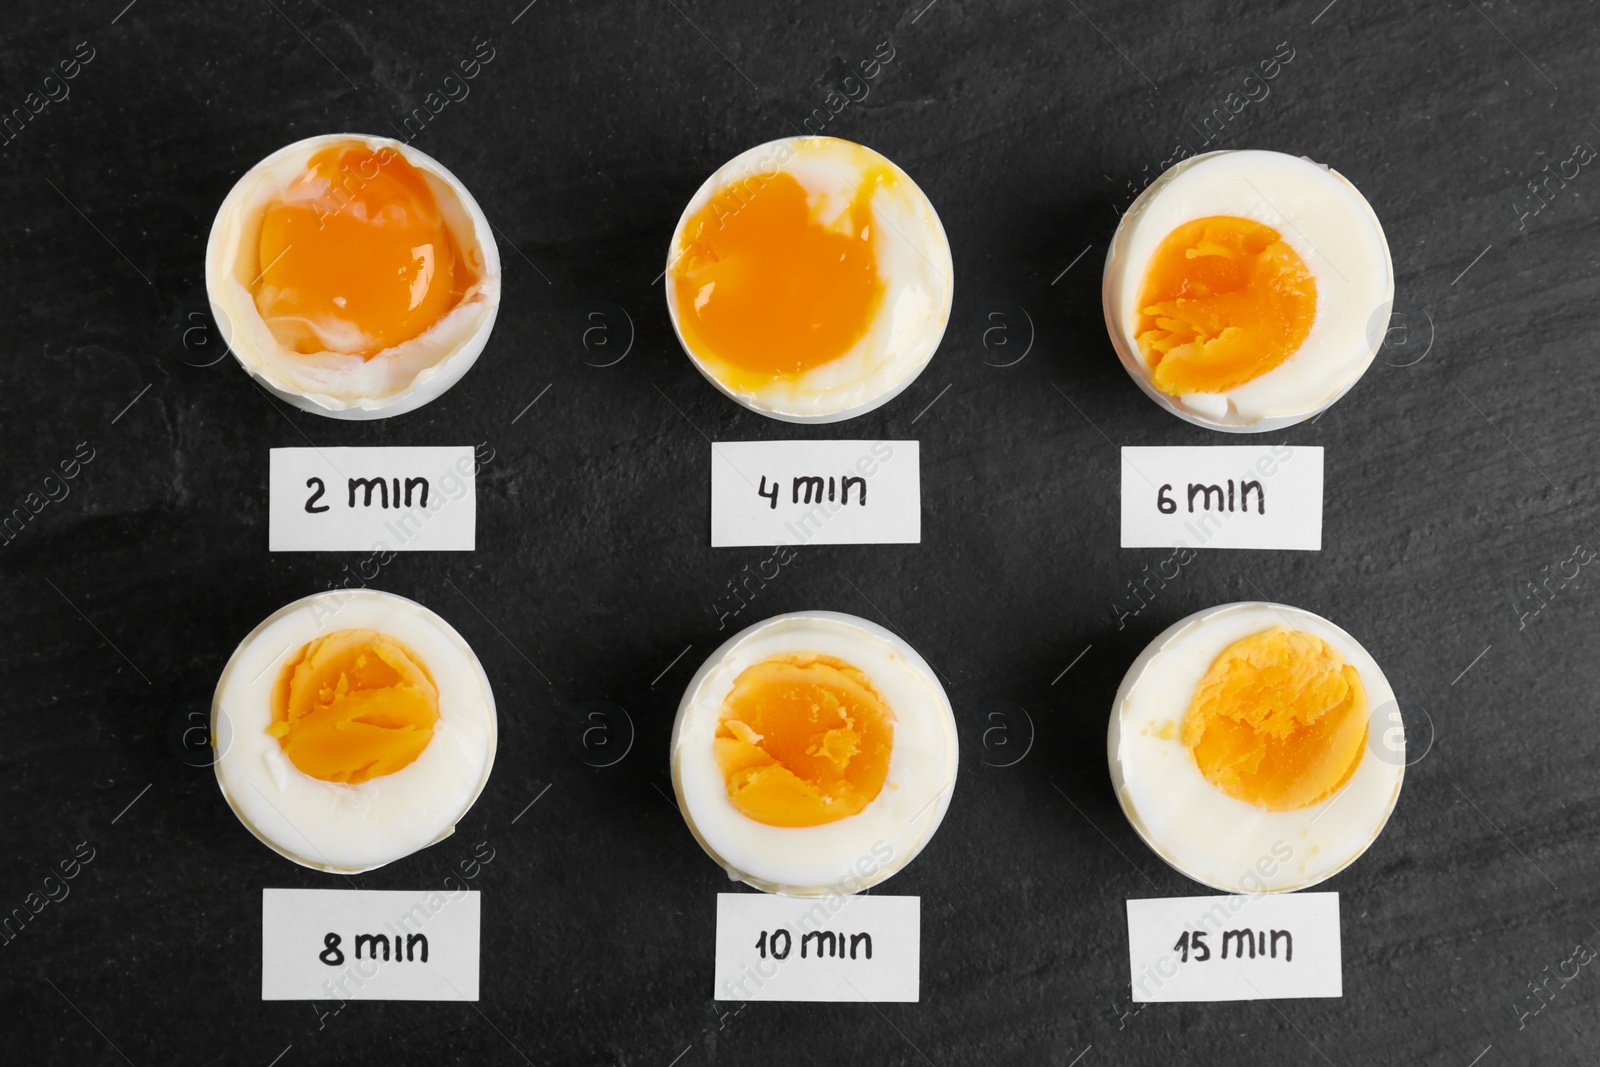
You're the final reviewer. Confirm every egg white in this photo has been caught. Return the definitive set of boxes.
[1107,602,1404,893]
[665,137,954,424]
[212,589,497,873]
[671,611,958,896]
[205,133,502,420]
[1103,150,1393,432]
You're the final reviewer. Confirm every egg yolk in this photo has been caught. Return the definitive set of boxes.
[268,629,439,784]
[670,166,887,387]
[253,145,471,359]
[713,652,894,828]
[1135,216,1317,395]
[1182,628,1367,811]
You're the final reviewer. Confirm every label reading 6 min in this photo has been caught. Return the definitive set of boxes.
[268,446,477,552]
[1119,445,1324,552]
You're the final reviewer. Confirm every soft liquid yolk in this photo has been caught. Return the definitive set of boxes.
[254,145,471,359]
[268,629,439,784]
[713,652,894,828]
[670,167,887,387]
[1182,628,1367,811]
[1135,216,1317,395]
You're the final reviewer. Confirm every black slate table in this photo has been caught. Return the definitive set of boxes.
[3,0,1596,1063]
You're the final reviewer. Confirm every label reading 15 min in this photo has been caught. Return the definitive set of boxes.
[1124,892,1341,1003]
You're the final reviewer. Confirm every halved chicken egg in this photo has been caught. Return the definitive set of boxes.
[212,589,497,872]
[665,137,953,423]
[1103,150,1393,431]
[671,611,958,895]
[206,134,501,419]
[1108,602,1403,892]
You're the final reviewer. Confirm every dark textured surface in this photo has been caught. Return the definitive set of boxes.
[2,0,1597,1063]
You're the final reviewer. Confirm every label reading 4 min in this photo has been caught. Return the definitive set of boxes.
[709,440,920,547]
[268,446,477,552]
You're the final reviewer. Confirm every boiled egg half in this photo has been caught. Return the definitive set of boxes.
[206,134,501,419]
[213,589,497,872]
[671,611,958,895]
[1103,150,1393,431]
[666,137,953,423]
[1108,602,1403,892]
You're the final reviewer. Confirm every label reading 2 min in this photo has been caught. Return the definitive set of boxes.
[269,446,477,552]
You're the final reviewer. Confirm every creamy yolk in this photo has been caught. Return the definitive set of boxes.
[254,145,471,359]
[1182,628,1367,811]
[670,167,887,387]
[713,652,894,828]
[1135,215,1317,395]
[268,629,439,784]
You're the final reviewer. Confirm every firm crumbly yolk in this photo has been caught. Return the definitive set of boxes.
[1182,628,1367,811]
[1135,215,1318,395]
[670,166,888,387]
[268,629,439,784]
[713,652,894,828]
[253,145,471,359]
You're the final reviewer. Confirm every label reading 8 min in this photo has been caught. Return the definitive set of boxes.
[262,888,481,1001]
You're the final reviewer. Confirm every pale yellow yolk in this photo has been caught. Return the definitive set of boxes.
[253,145,472,359]
[1136,215,1318,395]
[1182,628,1367,811]
[268,629,439,784]
[670,166,888,389]
[713,652,894,828]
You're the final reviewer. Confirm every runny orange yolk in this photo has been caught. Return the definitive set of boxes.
[268,629,439,784]
[670,167,888,387]
[1182,628,1367,811]
[1135,216,1318,396]
[713,652,895,828]
[253,145,471,359]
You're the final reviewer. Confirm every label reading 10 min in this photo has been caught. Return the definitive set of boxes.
[714,893,920,1002]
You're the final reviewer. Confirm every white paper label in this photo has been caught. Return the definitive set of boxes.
[709,440,919,547]
[714,893,919,1002]
[1119,445,1322,551]
[1125,892,1341,1002]
[269,446,476,552]
[261,888,481,1001]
